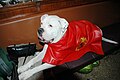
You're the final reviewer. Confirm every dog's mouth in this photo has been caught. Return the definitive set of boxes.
[38,35,52,43]
[38,36,47,43]
[37,32,54,43]
[38,36,54,43]
[37,32,45,43]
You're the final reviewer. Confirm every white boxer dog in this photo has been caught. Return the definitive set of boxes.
[18,14,118,80]
[18,14,69,80]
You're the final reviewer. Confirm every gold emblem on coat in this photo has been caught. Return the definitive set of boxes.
[75,37,87,51]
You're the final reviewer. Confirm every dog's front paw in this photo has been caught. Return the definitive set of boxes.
[19,70,33,80]
[18,65,28,74]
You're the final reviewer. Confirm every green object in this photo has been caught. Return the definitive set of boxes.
[79,64,93,74]
[79,61,100,74]
[92,61,100,67]
[0,48,14,78]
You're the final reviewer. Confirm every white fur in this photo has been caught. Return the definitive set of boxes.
[18,14,118,80]
[18,44,56,80]
[39,14,68,43]
[18,14,68,80]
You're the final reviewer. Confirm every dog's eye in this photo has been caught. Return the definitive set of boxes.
[49,25,53,27]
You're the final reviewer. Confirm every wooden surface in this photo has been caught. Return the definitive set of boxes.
[0,0,106,24]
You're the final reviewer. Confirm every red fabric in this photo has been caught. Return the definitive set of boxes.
[42,20,104,65]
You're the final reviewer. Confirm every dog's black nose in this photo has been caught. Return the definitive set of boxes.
[38,28,44,36]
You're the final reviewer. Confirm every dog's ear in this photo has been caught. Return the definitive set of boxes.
[41,14,48,23]
[59,18,68,29]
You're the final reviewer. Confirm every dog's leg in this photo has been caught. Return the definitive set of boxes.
[18,44,48,74]
[19,63,55,80]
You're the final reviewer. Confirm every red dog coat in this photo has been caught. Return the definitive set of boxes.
[42,20,104,65]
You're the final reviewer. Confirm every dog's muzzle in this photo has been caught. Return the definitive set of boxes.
[37,28,54,43]
[38,28,44,36]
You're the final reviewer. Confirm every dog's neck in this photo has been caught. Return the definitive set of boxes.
[51,29,67,43]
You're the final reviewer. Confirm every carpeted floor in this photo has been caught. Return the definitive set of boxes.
[74,50,120,80]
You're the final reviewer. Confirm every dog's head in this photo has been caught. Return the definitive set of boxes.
[37,14,68,43]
